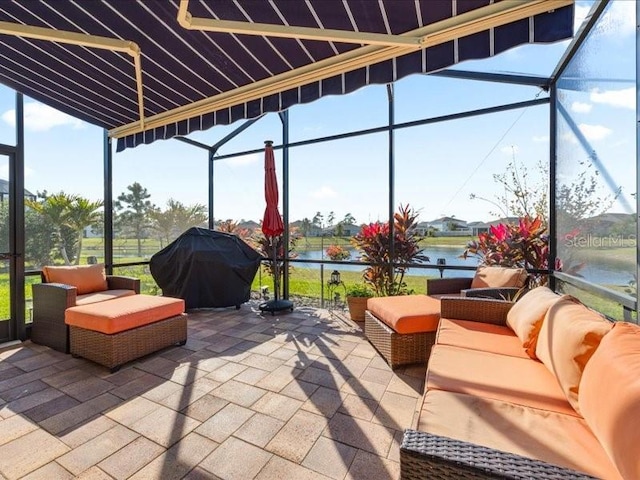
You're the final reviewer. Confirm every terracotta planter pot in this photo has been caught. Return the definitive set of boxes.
[346,296,370,321]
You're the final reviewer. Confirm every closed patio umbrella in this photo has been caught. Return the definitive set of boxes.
[259,140,293,314]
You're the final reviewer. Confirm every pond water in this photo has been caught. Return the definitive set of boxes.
[295,246,477,278]
[294,246,635,287]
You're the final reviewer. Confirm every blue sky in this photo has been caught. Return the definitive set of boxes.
[0,1,633,227]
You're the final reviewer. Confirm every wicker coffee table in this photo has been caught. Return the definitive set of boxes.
[365,295,440,368]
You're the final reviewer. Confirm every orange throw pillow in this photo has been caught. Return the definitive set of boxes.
[470,266,527,289]
[579,322,640,480]
[42,264,108,295]
[506,286,563,359]
[535,296,612,413]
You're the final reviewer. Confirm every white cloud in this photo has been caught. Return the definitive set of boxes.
[310,186,337,199]
[578,123,612,141]
[500,145,519,156]
[2,102,85,131]
[571,101,592,113]
[532,135,549,143]
[223,152,261,167]
[590,87,634,110]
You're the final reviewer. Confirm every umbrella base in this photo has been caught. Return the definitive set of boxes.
[259,299,294,315]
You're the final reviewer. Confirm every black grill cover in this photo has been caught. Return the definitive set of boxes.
[150,227,262,309]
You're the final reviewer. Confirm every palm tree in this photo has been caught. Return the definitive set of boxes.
[149,199,208,246]
[66,197,103,264]
[26,192,76,265]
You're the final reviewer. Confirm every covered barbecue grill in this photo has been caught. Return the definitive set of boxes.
[150,227,262,309]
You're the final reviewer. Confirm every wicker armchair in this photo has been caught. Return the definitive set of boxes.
[427,277,525,301]
[427,266,529,301]
[31,273,140,353]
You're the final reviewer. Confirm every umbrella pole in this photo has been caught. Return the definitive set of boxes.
[272,237,279,302]
[259,234,293,315]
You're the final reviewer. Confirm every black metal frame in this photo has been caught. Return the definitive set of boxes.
[0,93,24,343]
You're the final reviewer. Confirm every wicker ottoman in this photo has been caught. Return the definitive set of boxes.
[65,295,187,372]
[365,295,440,368]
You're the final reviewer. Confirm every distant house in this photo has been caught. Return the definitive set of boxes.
[290,220,322,237]
[427,216,468,232]
[415,222,432,236]
[324,223,361,237]
[83,226,101,238]
[0,179,36,202]
[237,220,260,231]
[487,217,520,227]
[467,221,489,236]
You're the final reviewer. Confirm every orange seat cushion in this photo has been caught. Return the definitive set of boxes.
[427,344,577,416]
[65,294,185,334]
[506,286,565,359]
[470,266,527,289]
[367,295,440,334]
[418,390,622,480]
[436,318,528,358]
[535,297,612,412]
[43,264,108,295]
[579,322,640,480]
[75,289,136,306]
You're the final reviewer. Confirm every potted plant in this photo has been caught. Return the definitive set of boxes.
[352,204,429,297]
[345,284,374,321]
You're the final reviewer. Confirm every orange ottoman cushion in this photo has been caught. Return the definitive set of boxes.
[65,294,185,334]
[367,295,440,334]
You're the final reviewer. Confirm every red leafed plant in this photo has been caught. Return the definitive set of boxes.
[462,216,547,268]
[462,215,566,286]
[352,204,428,296]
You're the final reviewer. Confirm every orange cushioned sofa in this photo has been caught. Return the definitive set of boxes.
[31,263,140,353]
[400,287,640,480]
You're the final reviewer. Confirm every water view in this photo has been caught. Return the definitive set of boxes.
[295,247,634,286]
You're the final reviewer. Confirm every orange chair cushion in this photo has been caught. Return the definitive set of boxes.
[535,296,612,413]
[75,289,136,306]
[579,322,640,480]
[427,344,577,416]
[470,265,528,289]
[43,264,108,295]
[506,286,564,359]
[65,294,185,334]
[367,295,440,334]
[436,318,528,358]
[418,390,622,480]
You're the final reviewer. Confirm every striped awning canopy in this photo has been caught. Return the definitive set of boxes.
[0,1,574,151]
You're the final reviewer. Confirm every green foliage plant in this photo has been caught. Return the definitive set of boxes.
[250,227,301,298]
[352,204,428,296]
[346,284,374,298]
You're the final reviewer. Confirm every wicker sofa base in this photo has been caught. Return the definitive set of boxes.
[400,429,597,480]
[69,314,187,372]
[364,310,437,369]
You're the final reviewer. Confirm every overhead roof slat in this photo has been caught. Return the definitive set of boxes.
[0,0,575,151]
